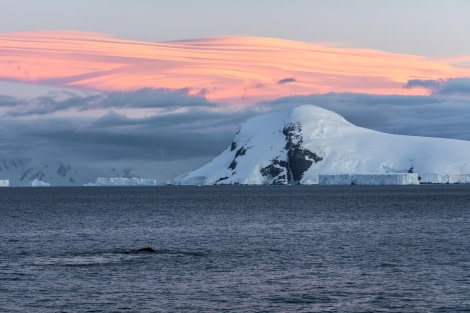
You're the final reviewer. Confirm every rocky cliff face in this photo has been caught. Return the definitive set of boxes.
[259,123,323,184]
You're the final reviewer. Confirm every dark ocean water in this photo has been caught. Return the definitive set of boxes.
[1,185,469,312]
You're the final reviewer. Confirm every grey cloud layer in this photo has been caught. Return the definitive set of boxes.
[2,88,470,179]
[404,77,470,96]
[4,88,214,117]
[0,88,259,165]
[0,110,247,161]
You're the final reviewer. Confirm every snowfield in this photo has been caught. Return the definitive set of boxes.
[171,105,470,185]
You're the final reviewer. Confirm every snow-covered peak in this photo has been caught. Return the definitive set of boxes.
[172,104,470,185]
[288,104,349,126]
[235,105,349,143]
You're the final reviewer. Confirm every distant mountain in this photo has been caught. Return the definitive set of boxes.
[171,105,470,185]
[0,159,150,186]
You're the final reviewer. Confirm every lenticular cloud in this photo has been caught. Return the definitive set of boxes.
[2,31,470,104]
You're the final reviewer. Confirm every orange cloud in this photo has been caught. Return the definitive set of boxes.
[1,31,470,104]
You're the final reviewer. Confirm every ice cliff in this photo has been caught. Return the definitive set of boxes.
[319,173,420,185]
[85,177,157,186]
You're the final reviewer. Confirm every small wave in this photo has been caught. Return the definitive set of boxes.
[32,253,134,266]
[270,293,330,304]
[30,248,208,267]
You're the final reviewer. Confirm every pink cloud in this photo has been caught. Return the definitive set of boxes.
[1,31,470,104]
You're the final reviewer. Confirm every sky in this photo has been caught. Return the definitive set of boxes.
[1,0,470,183]
[3,0,470,57]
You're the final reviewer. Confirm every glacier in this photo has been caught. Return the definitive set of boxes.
[171,105,470,185]
[85,177,157,186]
[319,173,420,185]
[0,180,9,187]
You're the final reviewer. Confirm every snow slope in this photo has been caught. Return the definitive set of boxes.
[171,105,470,185]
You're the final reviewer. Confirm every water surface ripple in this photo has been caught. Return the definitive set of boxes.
[1,185,469,312]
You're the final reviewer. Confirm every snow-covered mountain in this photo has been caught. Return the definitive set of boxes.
[0,159,154,186]
[171,105,470,185]
[0,159,77,186]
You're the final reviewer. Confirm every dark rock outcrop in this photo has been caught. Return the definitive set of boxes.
[215,176,229,183]
[57,163,72,177]
[287,147,323,182]
[227,146,248,170]
[260,159,289,184]
[235,147,246,158]
[230,141,237,151]
[259,123,323,184]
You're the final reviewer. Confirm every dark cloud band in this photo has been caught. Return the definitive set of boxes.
[404,77,470,96]
[2,89,470,182]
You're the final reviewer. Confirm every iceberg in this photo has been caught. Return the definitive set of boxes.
[0,180,9,187]
[85,177,157,186]
[30,179,51,187]
[319,173,420,185]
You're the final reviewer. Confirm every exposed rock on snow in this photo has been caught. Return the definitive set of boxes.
[171,105,470,185]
